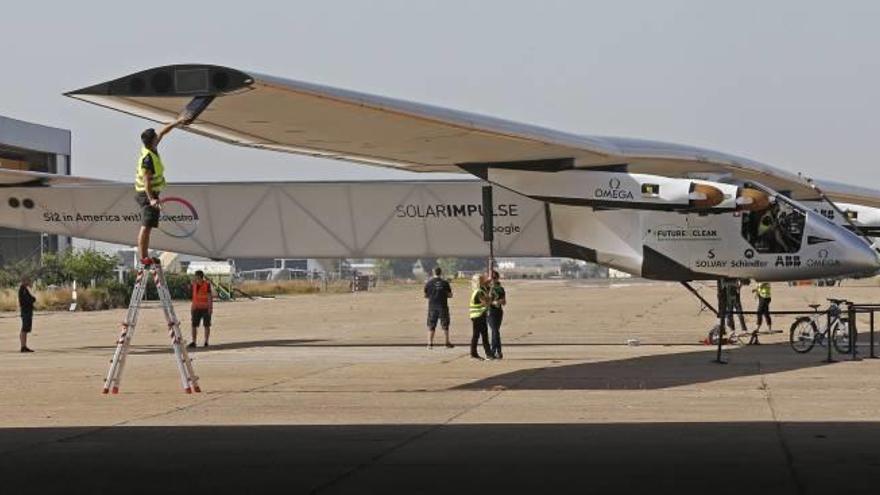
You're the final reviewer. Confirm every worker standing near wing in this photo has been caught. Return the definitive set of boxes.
[468,274,493,360]
[424,267,454,350]
[135,119,184,265]
[18,276,36,353]
[752,282,773,339]
[189,270,213,348]
[487,270,507,359]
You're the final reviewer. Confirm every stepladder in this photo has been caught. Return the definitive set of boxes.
[103,261,201,394]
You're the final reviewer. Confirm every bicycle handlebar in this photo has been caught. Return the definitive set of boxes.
[826,298,850,305]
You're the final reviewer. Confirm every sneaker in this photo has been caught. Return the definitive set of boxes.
[496,353,503,360]
[187,342,196,349]
[445,343,455,349]
[470,354,484,361]
[20,347,33,353]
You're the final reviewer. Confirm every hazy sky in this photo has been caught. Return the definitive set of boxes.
[2,0,879,186]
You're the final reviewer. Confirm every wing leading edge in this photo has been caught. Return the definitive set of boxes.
[66,64,880,208]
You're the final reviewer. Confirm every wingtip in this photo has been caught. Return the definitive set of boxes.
[64,64,253,98]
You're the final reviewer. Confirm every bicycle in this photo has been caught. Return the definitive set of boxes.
[789,298,852,354]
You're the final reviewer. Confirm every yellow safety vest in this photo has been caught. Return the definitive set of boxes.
[135,147,166,192]
[469,288,487,319]
[757,283,771,299]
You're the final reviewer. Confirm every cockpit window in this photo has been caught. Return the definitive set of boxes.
[741,196,806,253]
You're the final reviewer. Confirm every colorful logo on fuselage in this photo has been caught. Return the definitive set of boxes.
[158,196,199,238]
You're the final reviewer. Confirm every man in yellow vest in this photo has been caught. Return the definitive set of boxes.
[752,282,773,341]
[468,274,493,360]
[135,119,184,265]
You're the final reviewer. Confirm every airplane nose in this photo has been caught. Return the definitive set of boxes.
[844,237,880,276]
[809,213,880,276]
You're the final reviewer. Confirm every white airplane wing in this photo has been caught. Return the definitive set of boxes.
[0,171,551,260]
[66,64,880,208]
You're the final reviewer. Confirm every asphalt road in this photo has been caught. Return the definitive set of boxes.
[2,280,879,494]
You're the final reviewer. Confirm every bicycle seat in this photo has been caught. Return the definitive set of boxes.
[808,304,821,310]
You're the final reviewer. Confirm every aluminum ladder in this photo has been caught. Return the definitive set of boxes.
[103,262,201,394]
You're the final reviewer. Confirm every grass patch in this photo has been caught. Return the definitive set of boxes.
[236,280,351,297]
[0,286,123,312]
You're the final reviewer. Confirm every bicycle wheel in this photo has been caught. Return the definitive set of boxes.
[832,318,852,354]
[789,317,817,353]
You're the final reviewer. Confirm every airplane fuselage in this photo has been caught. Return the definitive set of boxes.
[487,168,880,281]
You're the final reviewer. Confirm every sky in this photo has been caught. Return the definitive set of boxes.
[1,0,879,186]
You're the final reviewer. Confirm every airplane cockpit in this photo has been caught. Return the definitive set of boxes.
[741,194,806,254]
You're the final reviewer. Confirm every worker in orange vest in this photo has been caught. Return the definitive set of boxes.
[188,270,213,348]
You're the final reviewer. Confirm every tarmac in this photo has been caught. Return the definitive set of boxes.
[2,279,880,494]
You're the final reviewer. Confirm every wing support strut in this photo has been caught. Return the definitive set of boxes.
[680,281,718,316]
[179,95,215,124]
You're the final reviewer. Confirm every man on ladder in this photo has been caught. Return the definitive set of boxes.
[102,114,206,394]
[135,118,184,265]
[104,98,219,393]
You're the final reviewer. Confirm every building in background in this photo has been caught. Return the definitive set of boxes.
[234,258,333,280]
[0,115,71,265]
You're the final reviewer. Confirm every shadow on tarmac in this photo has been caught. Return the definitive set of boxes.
[1,422,879,494]
[75,338,327,355]
[73,340,717,355]
[457,335,878,391]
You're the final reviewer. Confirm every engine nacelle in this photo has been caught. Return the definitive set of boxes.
[734,187,771,212]
[487,169,737,212]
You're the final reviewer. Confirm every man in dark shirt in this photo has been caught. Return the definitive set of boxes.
[424,267,454,349]
[487,270,507,359]
[18,276,36,353]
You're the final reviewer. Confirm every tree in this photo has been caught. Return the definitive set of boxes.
[560,259,581,278]
[0,259,39,287]
[39,252,67,286]
[373,259,393,279]
[390,258,417,278]
[62,249,118,286]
